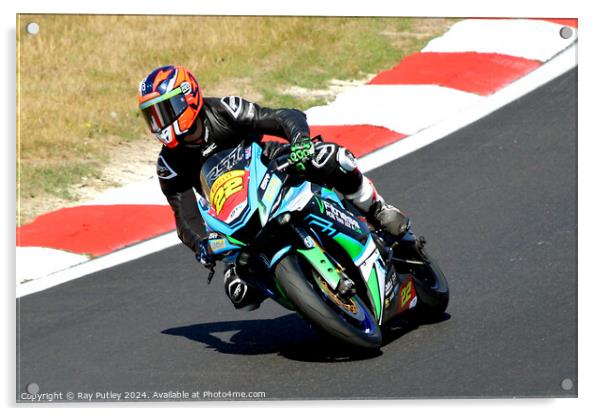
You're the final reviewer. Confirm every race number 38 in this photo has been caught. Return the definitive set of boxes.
[210,170,245,214]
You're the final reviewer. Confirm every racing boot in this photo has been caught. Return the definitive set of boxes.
[224,265,266,311]
[345,176,409,237]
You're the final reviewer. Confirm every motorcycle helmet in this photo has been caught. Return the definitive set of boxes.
[138,65,203,148]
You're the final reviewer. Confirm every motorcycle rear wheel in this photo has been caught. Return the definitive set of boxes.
[410,254,449,318]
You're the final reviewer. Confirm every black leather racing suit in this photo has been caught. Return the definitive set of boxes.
[156,96,364,254]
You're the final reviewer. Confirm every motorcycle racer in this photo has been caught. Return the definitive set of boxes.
[138,65,409,310]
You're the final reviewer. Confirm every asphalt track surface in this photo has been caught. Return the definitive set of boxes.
[17,69,577,401]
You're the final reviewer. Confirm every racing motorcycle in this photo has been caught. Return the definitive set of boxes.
[198,139,449,349]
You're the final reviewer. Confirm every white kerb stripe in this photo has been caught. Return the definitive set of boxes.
[305,84,483,135]
[81,177,168,206]
[16,247,89,285]
[422,19,577,62]
[16,232,181,298]
[358,43,577,173]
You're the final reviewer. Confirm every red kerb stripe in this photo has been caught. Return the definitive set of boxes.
[263,124,406,157]
[368,52,541,95]
[536,18,578,28]
[17,205,174,256]
[471,18,578,28]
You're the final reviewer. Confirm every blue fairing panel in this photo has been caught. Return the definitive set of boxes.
[320,187,345,208]
[198,143,267,235]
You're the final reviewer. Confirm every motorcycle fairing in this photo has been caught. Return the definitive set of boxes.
[271,182,314,220]
[198,143,266,238]
[198,142,387,322]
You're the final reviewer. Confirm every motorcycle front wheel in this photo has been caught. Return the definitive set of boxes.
[274,255,382,350]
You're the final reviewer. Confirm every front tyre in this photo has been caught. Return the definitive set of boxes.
[275,255,382,350]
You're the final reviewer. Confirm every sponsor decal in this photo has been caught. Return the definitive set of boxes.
[384,273,395,297]
[260,173,271,190]
[323,200,361,232]
[220,96,243,118]
[206,146,244,181]
[303,236,314,248]
[202,142,217,157]
[156,155,177,179]
[263,176,281,205]
[226,201,247,223]
[210,170,246,215]
[209,238,227,252]
[307,214,337,237]
[180,81,191,95]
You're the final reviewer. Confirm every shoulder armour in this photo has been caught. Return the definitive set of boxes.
[220,96,244,119]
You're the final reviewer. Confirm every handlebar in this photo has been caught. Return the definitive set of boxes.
[276,161,291,172]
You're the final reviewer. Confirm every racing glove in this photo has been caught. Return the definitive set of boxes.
[288,136,315,172]
[195,238,215,267]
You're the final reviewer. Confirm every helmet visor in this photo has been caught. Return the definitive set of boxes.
[140,87,188,133]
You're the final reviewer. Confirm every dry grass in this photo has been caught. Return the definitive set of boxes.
[17,15,456,224]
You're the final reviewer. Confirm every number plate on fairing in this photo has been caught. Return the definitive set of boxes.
[209,169,250,223]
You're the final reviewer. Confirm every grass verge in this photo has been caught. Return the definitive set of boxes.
[17,15,456,225]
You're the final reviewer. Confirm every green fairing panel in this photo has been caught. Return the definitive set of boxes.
[297,247,341,290]
[333,232,365,261]
[226,235,246,246]
[367,268,381,320]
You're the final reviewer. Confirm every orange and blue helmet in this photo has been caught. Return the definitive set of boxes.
[138,65,203,148]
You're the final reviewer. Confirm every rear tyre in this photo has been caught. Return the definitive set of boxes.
[275,255,382,350]
[392,237,449,318]
[411,254,449,318]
